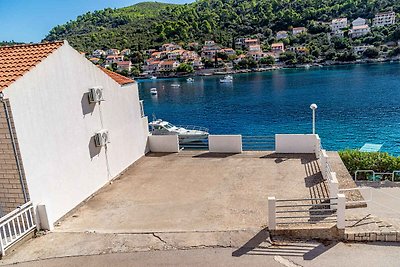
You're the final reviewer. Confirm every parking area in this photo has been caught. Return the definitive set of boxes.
[55,151,325,234]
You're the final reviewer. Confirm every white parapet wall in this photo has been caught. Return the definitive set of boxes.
[275,134,320,154]
[208,135,242,153]
[149,135,179,153]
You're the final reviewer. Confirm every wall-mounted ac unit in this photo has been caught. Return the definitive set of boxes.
[94,129,110,147]
[88,86,105,103]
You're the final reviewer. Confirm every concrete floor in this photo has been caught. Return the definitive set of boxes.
[6,242,400,267]
[346,184,400,232]
[55,151,325,233]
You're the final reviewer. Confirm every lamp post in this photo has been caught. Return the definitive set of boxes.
[310,103,317,134]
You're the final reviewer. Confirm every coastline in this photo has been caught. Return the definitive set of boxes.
[135,57,400,80]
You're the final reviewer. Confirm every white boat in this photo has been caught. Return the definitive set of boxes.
[171,83,181,87]
[187,78,194,83]
[304,64,311,69]
[219,75,233,83]
[150,76,157,80]
[149,119,209,143]
[150,88,157,95]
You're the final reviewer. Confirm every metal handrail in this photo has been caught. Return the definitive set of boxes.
[276,197,337,202]
[355,170,400,182]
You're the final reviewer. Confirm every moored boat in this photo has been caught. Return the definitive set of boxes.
[150,88,157,95]
[149,119,209,143]
[219,75,233,83]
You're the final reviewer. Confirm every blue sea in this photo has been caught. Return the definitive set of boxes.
[138,63,400,154]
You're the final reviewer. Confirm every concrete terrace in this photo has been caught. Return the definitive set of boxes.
[54,151,326,234]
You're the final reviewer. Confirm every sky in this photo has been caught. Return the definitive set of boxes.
[0,0,194,43]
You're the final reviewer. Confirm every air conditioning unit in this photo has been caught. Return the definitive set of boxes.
[94,129,110,147]
[88,86,104,103]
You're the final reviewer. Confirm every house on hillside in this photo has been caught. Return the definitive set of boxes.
[106,49,120,56]
[121,49,131,56]
[0,41,149,230]
[158,60,180,71]
[105,55,124,66]
[373,11,396,27]
[271,43,285,54]
[292,27,307,35]
[352,17,367,27]
[92,49,106,58]
[331,18,348,32]
[244,38,259,48]
[116,61,132,72]
[350,25,370,38]
[276,31,288,40]
[161,43,182,52]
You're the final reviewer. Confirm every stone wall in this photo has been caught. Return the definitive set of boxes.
[0,99,28,215]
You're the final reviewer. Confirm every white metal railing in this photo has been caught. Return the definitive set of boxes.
[268,194,346,230]
[355,170,400,182]
[0,201,36,255]
[242,135,275,151]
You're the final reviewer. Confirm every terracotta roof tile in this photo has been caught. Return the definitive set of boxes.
[99,67,135,86]
[0,41,64,90]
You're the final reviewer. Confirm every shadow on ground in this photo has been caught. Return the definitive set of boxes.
[232,228,338,260]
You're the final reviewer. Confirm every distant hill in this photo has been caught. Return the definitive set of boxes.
[45,0,400,52]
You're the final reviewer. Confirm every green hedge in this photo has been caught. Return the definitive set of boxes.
[338,150,400,177]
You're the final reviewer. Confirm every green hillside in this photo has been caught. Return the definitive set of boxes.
[45,0,400,52]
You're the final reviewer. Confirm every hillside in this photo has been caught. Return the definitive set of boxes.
[45,0,400,52]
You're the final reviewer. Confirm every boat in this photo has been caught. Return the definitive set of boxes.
[150,76,157,80]
[186,78,194,83]
[149,119,209,143]
[171,83,181,87]
[304,64,311,69]
[150,88,157,95]
[219,75,233,83]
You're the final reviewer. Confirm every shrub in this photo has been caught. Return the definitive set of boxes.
[338,150,400,177]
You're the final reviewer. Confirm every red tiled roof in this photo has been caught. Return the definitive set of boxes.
[0,41,64,90]
[99,67,135,86]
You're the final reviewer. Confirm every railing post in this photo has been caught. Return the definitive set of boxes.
[337,193,346,229]
[330,172,339,210]
[268,196,276,230]
[0,237,4,256]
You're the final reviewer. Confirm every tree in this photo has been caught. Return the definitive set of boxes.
[279,51,297,64]
[259,56,275,65]
[363,47,380,58]
[176,63,194,73]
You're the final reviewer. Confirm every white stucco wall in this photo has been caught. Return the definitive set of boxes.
[3,42,149,228]
[208,135,242,153]
[149,135,179,153]
[275,134,319,154]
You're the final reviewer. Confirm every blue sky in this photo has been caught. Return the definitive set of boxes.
[0,0,194,43]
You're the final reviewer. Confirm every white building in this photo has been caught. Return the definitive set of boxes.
[350,25,370,38]
[331,18,348,32]
[352,17,367,27]
[373,11,396,27]
[276,31,288,40]
[92,49,106,57]
[292,27,307,35]
[353,45,374,54]
[0,41,149,229]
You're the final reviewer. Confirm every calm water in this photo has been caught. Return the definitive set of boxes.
[138,63,400,154]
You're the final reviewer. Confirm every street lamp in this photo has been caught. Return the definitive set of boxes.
[310,103,317,134]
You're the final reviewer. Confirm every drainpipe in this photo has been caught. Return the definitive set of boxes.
[0,93,28,202]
